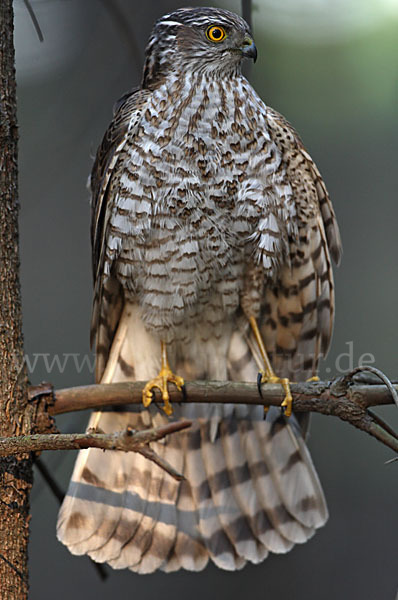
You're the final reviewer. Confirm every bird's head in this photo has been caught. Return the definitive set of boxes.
[142,7,257,89]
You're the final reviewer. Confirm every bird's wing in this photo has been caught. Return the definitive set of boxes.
[89,88,151,381]
[259,107,342,381]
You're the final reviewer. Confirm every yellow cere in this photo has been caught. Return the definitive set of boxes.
[206,25,226,42]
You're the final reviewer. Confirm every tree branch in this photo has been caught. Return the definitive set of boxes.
[0,421,192,480]
[0,374,395,511]
[0,1,32,596]
[23,375,398,456]
[45,379,397,415]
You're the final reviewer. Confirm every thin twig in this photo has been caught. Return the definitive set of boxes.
[366,409,398,442]
[0,553,27,586]
[0,421,192,480]
[34,457,64,504]
[358,419,398,452]
[34,457,108,580]
[343,366,398,409]
[138,446,185,481]
[23,0,43,42]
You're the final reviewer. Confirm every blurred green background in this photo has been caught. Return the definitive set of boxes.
[14,0,397,598]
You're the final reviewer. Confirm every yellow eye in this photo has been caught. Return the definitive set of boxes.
[206,25,226,43]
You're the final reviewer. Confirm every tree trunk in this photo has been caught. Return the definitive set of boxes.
[0,2,32,597]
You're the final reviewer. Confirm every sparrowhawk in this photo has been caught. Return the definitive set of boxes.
[57,7,342,573]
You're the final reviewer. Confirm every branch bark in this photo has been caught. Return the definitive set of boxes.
[0,421,192,481]
[46,379,398,414]
[23,377,398,455]
[0,3,32,597]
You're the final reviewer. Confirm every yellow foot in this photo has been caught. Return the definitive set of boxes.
[306,375,320,382]
[142,366,184,416]
[249,316,294,417]
[259,372,293,418]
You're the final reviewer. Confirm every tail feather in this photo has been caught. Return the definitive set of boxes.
[200,420,260,563]
[220,418,270,562]
[59,411,152,560]
[105,414,170,570]
[238,417,308,548]
[255,412,327,531]
[161,434,209,572]
[57,302,329,573]
[184,425,245,571]
[57,412,133,553]
[234,418,293,553]
[133,415,182,573]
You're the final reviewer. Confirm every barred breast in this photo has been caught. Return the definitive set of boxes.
[106,72,296,341]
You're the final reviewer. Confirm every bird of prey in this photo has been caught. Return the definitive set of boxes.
[57,7,342,573]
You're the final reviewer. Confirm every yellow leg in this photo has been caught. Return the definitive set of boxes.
[142,341,185,416]
[248,316,293,417]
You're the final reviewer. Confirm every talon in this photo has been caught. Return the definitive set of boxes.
[306,375,320,382]
[142,341,184,416]
[257,371,264,398]
[263,374,293,417]
[280,378,293,417]
[257,371,270,414]
[162,394,173,416]
[249,316,293,418]
[142,383,156,408]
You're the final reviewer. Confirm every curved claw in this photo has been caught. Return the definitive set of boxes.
[257,372,292,417]
[257,371,270,415]
[279,378,293,417]
[257,372,264,398]
[248,316,293,417]
[142,369,184,416]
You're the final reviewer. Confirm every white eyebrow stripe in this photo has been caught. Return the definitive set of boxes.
[159,20,183,27]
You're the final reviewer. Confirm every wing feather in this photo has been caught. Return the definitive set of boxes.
[259,108,342,380]
[90,89,151,381]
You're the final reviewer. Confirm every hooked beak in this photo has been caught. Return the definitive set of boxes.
[241,36,257,62]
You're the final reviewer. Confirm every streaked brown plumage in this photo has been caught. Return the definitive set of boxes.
[57,7,342,573]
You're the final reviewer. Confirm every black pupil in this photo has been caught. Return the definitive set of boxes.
[212,28,222,39]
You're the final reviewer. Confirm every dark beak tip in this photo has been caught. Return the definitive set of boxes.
[242,42,258,63]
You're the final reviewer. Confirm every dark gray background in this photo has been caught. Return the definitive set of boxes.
[14,0,397,598]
